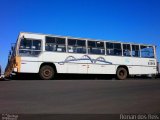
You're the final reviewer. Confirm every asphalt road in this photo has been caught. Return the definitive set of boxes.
[0,78,160,114]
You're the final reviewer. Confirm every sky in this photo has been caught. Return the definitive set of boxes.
[0,0,160,72]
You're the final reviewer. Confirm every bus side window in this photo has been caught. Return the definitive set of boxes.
[68,39,86,54]
[19,39,42,56]
[96,41,105,55]
[33,40,41,50]
[45,37,66,52]
[45,37,56,51]
[68,39,77,53]
[106,42,113,55]
[56,38,66,52]
[45,44,54,51]
[88,41,105,55]
[132,45,140,57]
[106,42,122,56]
[123,44,131,56]
[19,39,32,49]
[77,40,86,53]
[114,43,122,56]
[141,45,154,58]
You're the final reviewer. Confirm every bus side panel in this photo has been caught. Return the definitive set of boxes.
[20,57,42,73]
[87,55,116,74]
[54,53,89,74]
[128,66,142,75]
[129,57,157,75]
[42,52,67,73]
[88,64,116,74]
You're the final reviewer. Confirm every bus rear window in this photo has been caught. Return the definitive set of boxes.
[140,46,154,58]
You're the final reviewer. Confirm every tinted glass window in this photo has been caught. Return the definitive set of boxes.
[141,46,154,58]
[77,40,85,46]
[106,42,122,56]
[57,38,65,44]
[106,42,113,49]
[19,39,32,49]
[68,39,86,54]
[88,41,96,47]
[68,39,76,46]
[114,43,121,49]
[19,39,42,56]
[96,41,104,48]
[46,36,56,43]
[33,40,41,50]
[123,44,131,56]
[88,41,105,55]
[132,45,140,57]
[45,36,66,52]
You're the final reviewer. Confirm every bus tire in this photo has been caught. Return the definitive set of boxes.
[116,67,128,80]
[39,65,55,80]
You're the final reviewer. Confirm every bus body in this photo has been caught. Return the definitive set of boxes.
[5,32,157,80]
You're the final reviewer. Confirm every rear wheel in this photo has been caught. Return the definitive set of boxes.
[116,67,128,80]
[39,65,55,80]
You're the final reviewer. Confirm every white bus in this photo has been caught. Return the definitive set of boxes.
[5,32,157,80]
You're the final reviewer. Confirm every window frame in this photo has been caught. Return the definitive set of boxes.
[18,38,42,57]
[43,35,156,59]
[123,44,131,57]
[131,44,140,57]
[105,42,122,56]
[140,45,155,58]
[87,40,105,55]
[45,36,66,52]
[67,38,87,54]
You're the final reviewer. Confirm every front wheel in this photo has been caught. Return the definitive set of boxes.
[116,67,128,80]
[39,65,55,80]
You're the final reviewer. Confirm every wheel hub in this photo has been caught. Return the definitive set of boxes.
[43,69,51,77]
[120,71,124,76]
